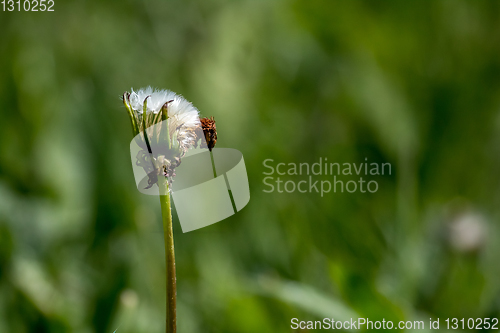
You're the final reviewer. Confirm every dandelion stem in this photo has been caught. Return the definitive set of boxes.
[158,176,176,333]
[210,150,217,178]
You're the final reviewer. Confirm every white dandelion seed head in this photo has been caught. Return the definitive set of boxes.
[129,87,173,114]
[126,86,201,155]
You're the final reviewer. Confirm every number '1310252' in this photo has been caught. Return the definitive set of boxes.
[1,0,54,11]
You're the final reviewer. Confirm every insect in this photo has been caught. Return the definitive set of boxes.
[200,117,217,151]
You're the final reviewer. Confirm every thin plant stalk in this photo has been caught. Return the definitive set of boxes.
[210,150,217,178]
[158,176,176,333]
[123,89,204,333]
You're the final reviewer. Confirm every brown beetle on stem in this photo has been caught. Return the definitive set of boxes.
[200,117,217,151]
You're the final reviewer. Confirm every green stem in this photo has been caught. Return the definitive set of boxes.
[158,177,176,333]
[123,93,139,136]
[210,150,217,178]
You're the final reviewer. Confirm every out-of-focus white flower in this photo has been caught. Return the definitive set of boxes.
[120,289,139,309]
[449,211,487,253]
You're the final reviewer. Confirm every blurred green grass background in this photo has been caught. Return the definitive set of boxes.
[1,0,500,332]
